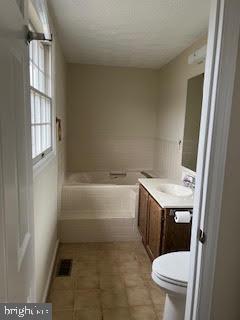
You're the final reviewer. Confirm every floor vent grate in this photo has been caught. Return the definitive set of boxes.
[56,259,72,277]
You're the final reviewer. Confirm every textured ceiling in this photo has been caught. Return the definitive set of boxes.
[49,0,210,69]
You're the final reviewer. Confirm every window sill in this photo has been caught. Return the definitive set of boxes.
[33,151,56,179]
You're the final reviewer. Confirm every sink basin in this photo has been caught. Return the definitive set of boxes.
[157,183,193,197]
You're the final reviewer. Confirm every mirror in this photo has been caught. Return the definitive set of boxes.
[182,73,204,172]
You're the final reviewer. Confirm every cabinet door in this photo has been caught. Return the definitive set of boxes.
[138,185,149,244]
[146,196,164,260]
[161,210,192,254]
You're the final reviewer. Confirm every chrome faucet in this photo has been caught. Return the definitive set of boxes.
[183,174,195,190]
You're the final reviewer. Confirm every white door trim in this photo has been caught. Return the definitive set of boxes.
[185,0,240,319]
[0,134,7,302]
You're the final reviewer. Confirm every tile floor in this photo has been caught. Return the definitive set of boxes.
[48,241,165,320]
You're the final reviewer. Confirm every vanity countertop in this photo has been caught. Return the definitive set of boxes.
[138,178,194,209]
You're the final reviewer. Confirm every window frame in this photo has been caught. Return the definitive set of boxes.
[29,23,54,167]
[30,88,53,165]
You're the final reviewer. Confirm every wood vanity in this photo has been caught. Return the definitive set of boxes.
[138,184,192,261]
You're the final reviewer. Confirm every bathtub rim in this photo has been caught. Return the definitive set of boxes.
[65,170,146,186]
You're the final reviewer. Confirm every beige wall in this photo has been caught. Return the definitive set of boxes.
[210,38,240,320]
[55,40,67,214]
[33,30,67,301]
[66,64,158,172]
[154,37,207,178]
[66,38,207,176]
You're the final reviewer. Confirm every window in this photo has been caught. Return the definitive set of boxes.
[29,26,52,165]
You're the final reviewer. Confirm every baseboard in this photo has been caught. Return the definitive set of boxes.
[41,239,59,303]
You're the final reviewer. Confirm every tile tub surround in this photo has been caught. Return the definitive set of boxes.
[139,178,194,209]
[48,241,165,320]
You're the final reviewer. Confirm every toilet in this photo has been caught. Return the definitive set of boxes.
[152,251,190,320]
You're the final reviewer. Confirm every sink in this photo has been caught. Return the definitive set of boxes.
[157,183,193,197]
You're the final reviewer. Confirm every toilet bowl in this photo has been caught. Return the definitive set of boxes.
[152,251,190,320]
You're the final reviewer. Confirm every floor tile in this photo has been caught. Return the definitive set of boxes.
[48,290,74,310]
[58,244,77,259]
[76,243,100,252]
[98,242,115,251]
[100,289,128,308]
[126,287,152,306]
[51,277,75,291]
[141,272,153,281]
[146,280,160,289]
[74,307,102,320]
[52,310,73,320]
[149,287,166,305]
[113,241,137,251]
[136,253,151,265]
[134,244,148,256]
[154,304,165,320]
[102,307,132,320]
[97,250,118,262]
[117,252,137,263]
[74,290,101,309]
[48,242,166,319]
[119,261,140,273]
[100,274,125,290]
[122,273,146,288]
[98,260,120,274]
[157,311,164,320]
[139,261,152,273]
[76,253,98,264]
[130,306,157,320]
[72,262,98,277]
[75,275,99,290]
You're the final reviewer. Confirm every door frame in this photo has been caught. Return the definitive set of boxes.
[185,0,240,319]
[0,132,7,301]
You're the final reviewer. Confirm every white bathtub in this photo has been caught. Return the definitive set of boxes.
[66,171,144,185]
[59,171,144,242]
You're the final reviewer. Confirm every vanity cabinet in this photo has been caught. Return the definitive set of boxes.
[138,184,192,261]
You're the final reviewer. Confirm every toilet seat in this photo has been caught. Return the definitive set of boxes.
[152,251,190,294]
[152,271,187,296]
[152,251,189,283]
[152,271,187,287]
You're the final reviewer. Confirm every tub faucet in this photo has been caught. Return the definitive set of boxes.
[183,175,195,190]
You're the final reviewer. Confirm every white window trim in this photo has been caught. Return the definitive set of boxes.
[30,43,54,169]
[31,86,53,166]
[28,3,56,177]
[32,44,56,178]
[33,149,56,178]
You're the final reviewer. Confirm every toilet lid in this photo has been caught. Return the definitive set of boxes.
[152,251,190,284]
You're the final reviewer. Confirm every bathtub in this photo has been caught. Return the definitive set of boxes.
[65,171,144,185]
[59,171,145,242]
